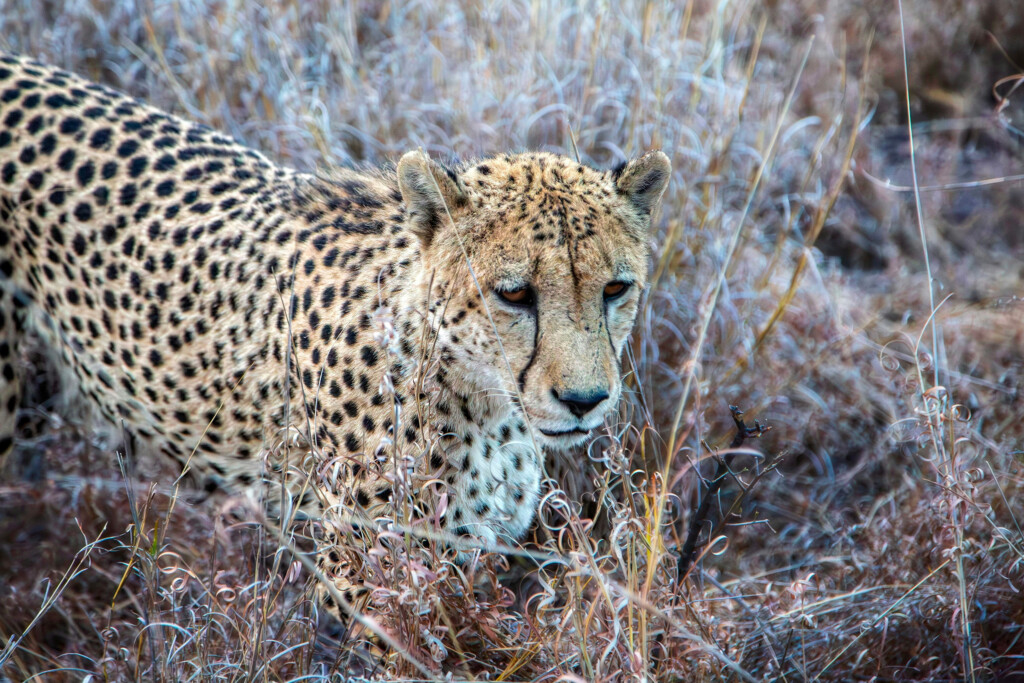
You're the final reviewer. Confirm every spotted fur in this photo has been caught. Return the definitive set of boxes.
[0,53,670,613]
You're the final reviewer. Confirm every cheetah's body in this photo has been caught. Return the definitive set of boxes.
[0,53,669,600]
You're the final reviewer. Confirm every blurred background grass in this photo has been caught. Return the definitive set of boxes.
[1,0,1023,679]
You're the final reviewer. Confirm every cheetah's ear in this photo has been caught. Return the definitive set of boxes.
[397,150,469,248]
[614,151,671,217]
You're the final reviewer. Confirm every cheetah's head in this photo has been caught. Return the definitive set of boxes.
[398,150,670,451]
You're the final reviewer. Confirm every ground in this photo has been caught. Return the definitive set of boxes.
[1,1,1023,680]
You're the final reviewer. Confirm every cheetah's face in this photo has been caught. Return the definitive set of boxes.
[398,151,671,451]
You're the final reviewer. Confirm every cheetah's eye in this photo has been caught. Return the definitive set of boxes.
[496,285,535,307]
[603,281,630,300]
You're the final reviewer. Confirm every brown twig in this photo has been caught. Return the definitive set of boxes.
[677,405,771,581]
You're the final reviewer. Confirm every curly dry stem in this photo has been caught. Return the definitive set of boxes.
[677,405,771,581]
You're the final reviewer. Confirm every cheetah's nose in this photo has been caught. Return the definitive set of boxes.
[552,388,610,418]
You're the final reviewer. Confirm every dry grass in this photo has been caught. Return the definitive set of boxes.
[2,0,1024,680]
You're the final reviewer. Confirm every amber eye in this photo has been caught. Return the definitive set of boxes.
[603,281,630,300]
[497,285,535,307]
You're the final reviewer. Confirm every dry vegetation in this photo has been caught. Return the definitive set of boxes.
[2,0,1024,680]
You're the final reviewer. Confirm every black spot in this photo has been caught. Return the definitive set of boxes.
[87,190,108,213]
[45,93,73,108]
[76,160,95,187]
[128,155,148,178]
[38,133,56,155]
[119,183,137,206]
[360,346,378,367]
[318,286,337,310]
[89,127,113,149]
[57,148,76,171]
[344,432,360,453]
[73,202,92,222]
[116,139,139,158]
[154,153,176,172]
[59,117,83,135]
[155,179,175,197]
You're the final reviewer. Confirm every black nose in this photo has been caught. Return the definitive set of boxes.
[553,388,610,418]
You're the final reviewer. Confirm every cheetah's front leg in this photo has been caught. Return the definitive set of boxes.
[445,439,543,551]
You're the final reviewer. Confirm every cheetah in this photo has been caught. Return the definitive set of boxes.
[0,53,670,611]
